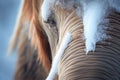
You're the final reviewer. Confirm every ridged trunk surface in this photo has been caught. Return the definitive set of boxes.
[58,10,120,80]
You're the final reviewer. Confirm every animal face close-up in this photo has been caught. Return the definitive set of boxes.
[8,0,120,80]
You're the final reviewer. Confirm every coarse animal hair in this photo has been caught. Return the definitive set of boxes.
[29,0,52,73]
[9,0,52,79]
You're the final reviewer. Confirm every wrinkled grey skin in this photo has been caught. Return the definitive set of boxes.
[42,0,120,80]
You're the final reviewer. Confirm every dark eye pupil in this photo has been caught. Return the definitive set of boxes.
[45,16,56,28]
[49,19,56,27]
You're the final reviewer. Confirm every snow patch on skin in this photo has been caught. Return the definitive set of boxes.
[109,0,120,11]
[83,1,108,53]
[41,0,55,22]
[41,0,120,54]
[41,0,79,22]
[81,0,120,53]
[46,32,72,80]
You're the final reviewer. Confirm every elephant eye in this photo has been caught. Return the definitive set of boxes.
[47,18,56,28]
[44,13,57,28]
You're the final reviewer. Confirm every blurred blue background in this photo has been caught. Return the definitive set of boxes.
[0,0,21,80]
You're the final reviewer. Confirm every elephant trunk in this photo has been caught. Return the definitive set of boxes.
[58,10,120,80]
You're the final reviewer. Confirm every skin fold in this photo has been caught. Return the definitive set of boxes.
[57,9,120,80]
[44,4,120,80]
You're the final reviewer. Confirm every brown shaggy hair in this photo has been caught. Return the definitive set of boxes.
[14,33,47,80]
[29,0,52,73]
[9,0,52,79]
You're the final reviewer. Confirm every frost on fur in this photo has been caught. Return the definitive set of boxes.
[46,32,72,80]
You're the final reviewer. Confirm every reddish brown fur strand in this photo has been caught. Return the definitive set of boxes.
[12,0,48,79]
[31,0,52,73]
[15,35,47,80]
[8,0,33,53]
[9,0,52,79]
